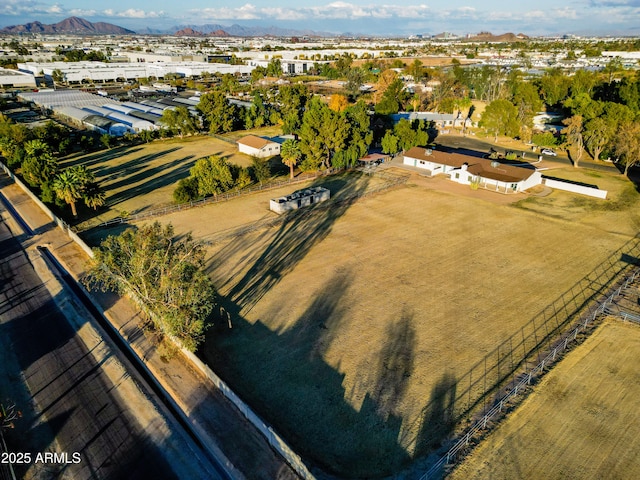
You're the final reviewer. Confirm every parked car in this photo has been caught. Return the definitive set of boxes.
[541,148,557,156]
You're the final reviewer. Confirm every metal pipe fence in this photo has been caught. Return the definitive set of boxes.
[419,267,640,480]
[93,167,408,231]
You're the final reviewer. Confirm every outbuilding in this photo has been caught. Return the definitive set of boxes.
[237,135,282,158]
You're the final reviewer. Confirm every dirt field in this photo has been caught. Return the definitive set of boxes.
[449,319,640,480]
[74,132,640,477]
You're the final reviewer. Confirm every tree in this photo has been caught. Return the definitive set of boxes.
[613,121,640,176]
[52,166,88,217]
[21,139,58,187]
[250,156,271,184]
[280,138,302,179]
[561,115,585,167]
[84,222,216,352]
[332,101,373,168]
[329,94,349,112]
[407,59,424,82]
[375,78,407,115]
[537,69,571,108]
[196,91,238,134]
[277,84,309,134]
[381,131,400,155]
[173,177,200,204]
[82,181,106,211]
[100,133,114,149]
[299,97,349,171]
[190,156,235,197]
[583,117,613,161]
[161,106,199,138]
[479,99,520,142]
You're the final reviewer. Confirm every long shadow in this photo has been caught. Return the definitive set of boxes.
[201,272,414,478]
[210,172,370,313]
[99,148,185,189]
[60,146,144,169]
[107,155,195,207]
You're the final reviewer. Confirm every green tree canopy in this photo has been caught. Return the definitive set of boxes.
[85,222,216,351]
[280,138,302,179]
[479,99,520,142]
[190,155,235,197]
[196,91,238,134]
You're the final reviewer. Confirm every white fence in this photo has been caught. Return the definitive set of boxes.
[419,268,640,479]
[181,349,315,479]
[543,177,608,199]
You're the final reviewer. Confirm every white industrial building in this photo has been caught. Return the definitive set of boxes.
[18,61,253,84]
[0,68,37,89]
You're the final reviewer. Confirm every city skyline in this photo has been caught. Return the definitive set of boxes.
[1,0,640,36]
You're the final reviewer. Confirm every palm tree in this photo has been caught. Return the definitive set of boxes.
[280,139,302,179]
[83,182,106,210]
[52,167,88,217]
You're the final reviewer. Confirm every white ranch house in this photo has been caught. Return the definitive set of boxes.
[236,135,281,158]
[404,146,542,194]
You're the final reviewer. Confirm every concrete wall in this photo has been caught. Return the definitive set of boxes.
[0,160,94,258]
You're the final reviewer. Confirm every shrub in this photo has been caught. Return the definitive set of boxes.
[173,176,200,204]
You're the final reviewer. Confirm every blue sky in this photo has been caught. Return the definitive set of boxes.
[1,1,640,36]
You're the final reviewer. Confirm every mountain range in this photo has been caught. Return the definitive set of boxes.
[0,16,135,35]
[1,16,334,37]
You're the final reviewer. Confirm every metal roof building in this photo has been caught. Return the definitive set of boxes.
[18,90,111,109]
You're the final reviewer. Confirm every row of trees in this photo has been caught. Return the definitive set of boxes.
[173,155,271,203]
[475,67,640,173]
[0,115,106,214]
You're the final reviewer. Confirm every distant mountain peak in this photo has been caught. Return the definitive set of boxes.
[0,16,135,35]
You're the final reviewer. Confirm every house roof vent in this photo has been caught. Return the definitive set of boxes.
[425,148,432,156]
[491,160,501,168]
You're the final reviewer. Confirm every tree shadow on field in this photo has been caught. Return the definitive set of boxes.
[203,272,419,477]
[60,146,144,169]
[412,372,458,458]
[372,307,416,419]
[96,147,183,183]
[106,155,195,207]
[209,172,370,313]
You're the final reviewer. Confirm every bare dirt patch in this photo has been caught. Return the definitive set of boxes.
[449,319,640,480]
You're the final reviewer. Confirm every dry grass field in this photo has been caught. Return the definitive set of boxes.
[74,132,640,478]
[189,168,636,477]
[449,319,640,480]
[62,126,283,230]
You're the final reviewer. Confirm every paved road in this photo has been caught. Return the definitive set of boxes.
[0,210,216,480]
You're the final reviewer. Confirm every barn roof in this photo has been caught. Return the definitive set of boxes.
[237,135,276,149]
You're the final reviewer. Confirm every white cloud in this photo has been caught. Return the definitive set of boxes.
[191,3,431,21]
[110,9,165,19]
[198,4,260,20]
[0,0,65,16]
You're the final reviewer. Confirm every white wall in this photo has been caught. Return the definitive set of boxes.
[543,178,608,199]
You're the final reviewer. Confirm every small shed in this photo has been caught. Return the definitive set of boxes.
[359,153,390,166]
[270,187,330,214]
